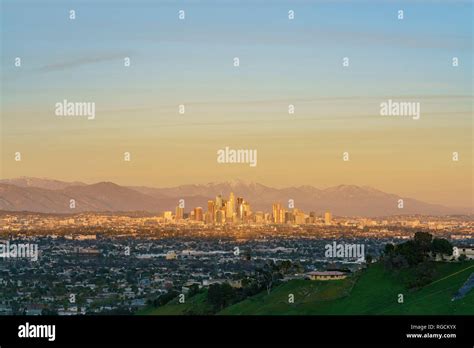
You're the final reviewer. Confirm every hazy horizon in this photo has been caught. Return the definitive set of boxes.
[0,175,472,212]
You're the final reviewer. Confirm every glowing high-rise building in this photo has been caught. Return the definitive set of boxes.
[175,206,184,221]
[226,192,235,219]
[236,197,244,220]
[216,209,225,224]
[204,212,213,224]
[325,212,332,225]
[207,200,215,223]
[295,211,306,225]
[272,203,282,224]
[242,201,251,221]
[215,194,223,210]
[194,207,203,222]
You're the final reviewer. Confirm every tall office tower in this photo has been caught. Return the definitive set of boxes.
[325,211,332,226]
[207,200,215,223]
[194,207,203,222]
[216,209,225,224]
[175,206,184,221]
[272,203,282,224]
[242,201,251,219]
[236,197,244,219]
[215,194,223,209]
[227,192,235,219]
[204,212,213,224]
[295,211,306,225]
[279,208,286,224]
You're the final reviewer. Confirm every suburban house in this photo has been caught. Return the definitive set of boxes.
[453,245,474,260]
[428,244,474,261]
[202,279,242,288]
[306,271,347,281]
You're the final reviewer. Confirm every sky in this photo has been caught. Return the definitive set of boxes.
[0,0,472,208]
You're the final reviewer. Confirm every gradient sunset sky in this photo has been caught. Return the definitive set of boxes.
[1,0,472,208]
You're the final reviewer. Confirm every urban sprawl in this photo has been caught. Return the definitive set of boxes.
[0,192,472,315]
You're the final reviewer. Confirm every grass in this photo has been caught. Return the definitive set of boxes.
[220,276,356,315]
[138,261,474,315]
[221,261,474,315]
[137,291,213,315]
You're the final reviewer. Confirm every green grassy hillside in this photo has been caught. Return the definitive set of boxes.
[221,261,474,315]
[138,291,213,315]
[139,261,474,315]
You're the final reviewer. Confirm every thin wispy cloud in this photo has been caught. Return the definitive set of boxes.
[36,52,131,73]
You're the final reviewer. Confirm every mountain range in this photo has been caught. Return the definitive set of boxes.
[0,177,469,217]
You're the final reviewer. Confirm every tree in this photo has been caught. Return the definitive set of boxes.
[279,260,293,274]
[384,253,409,270]
[207,283,235,311]
[188,284,200,297]
[365,254,373,265]
[397,240,424,266]
[431,238,453,257]
[384,243,395,255]
[257,261,283,295]
[152,290,178,307]
[278,260,304,275]
[414,232,433,252]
